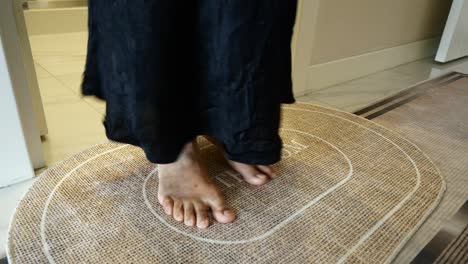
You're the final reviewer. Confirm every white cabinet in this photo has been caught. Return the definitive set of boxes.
[436,0,468,62]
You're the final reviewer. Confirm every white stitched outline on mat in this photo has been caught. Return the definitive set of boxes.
[38,107,421,264]
[40,145,129,264]
[142,129,354,244]
[282,107,421,264]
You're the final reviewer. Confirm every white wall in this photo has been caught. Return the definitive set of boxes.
[309,0,452,65]
[292,0,452,95]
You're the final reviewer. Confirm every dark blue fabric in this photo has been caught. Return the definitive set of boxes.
[82,0,297,164]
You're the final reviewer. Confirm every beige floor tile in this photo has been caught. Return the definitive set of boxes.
[54,73,106,116]
[55,73,84,93]
[356,69,426,92]
[34,62,51,78]
[453,64,468,74]
[394,57,468,79]
[302,87,379,113]
[300,57,468,113]
[41,100,107,166]
[29,32,88,57]
[295,97,340,110]
[54,73,106,115]
[29,32,87,76]
[302,70,421,112]
[37,77,80,104]
[33,54,86,64]
[84,96,106,116]
[391,58,435,79]
[37,59,86,76]
[28,31,106,166]
[432,57,468,75]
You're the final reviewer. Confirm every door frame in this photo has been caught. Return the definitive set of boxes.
[0,0,45,187]
[292,0,321,96]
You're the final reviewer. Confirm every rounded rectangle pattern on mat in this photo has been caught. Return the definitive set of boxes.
[7,103,444,263]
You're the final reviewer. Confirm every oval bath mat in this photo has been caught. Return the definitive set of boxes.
[7,103,444,263]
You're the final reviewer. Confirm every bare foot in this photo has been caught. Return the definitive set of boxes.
[204,136,277,186]
[227,160,277,186]
[157,140,236,228]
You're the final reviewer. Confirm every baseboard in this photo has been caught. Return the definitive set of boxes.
[27,0,87,10]
[23,7,88,36]
[297,38,440,96]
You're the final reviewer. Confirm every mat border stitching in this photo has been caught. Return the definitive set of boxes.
[35,106,427,263]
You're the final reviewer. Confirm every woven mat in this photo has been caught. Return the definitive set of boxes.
[368,75,468,263]
[7,103,444,263]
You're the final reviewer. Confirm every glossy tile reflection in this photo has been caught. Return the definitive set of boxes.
[298,57,468,112]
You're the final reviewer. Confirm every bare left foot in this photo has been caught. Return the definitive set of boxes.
[204,136,277,186]
[157,140,236,228]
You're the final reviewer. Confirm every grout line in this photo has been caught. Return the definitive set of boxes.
[34,60,55,79]
[311,100,341,110]
[33,62,53,78]
[34,59,105,117]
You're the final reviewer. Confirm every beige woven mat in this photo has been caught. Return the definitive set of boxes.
[371,76,468,263]
[7,103,444,263]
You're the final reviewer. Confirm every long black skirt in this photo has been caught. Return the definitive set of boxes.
[82,1,297,165]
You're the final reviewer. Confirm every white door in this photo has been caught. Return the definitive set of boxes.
[0,0,45,187]
[436,0,468,63]
[14,0,48,135]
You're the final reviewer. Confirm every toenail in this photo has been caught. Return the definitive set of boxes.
[257,174,267,179]
[224,209,233,215]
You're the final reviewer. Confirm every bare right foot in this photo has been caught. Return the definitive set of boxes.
[227,160,277,186]
[157,140,236,229]
[204,136,278,186]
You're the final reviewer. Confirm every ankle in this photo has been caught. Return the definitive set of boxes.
[180,140,199,158]
[159,140,199,168]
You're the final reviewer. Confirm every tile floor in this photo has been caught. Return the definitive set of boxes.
[299,57,468,112]
[30,32,107,167]
[1,31,468,260]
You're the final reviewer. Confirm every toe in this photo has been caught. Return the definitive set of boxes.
[183,201,196,227]
[257,165,277,178]
[249,173,269,185]
[161,196,174,215]
[205,191,236,223]
[194,202,210,229]
[212,209,236,223]
[173,200,184,222]
[230,162,269,185]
